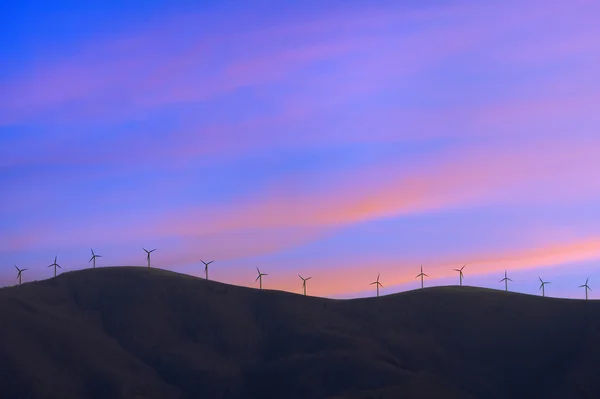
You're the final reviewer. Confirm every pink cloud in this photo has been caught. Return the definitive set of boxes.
[191,224,600,298]
[5,137,600,255]
[155,234,600,298]
[3,0,593,126]
[3,230,600,296]
[173,138,600,233]
[12,56,592,175]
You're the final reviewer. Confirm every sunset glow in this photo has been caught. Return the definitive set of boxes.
[2,0,600,298]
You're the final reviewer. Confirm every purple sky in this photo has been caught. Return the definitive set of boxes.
[2,0,600,298]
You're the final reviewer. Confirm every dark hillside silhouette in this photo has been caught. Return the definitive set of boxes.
[1,267,600,399]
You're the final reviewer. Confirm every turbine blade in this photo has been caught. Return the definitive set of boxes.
[263,273,268,276]
[424,273,429,277]
[23,268,27,271]
[14,265,18,271]
[255,276,260,282]
[306,277,312,280]
[89,257,93,263]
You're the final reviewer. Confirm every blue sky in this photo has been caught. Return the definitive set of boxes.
[2,0,600,298]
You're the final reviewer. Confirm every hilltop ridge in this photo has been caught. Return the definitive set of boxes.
[1,267,600,399]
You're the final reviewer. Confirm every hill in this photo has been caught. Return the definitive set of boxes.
[1,267,600,399]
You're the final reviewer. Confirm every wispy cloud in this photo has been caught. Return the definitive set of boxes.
[247,235,600,298]
[3,0,600,298]
[4,0,596,126]
[5,138,600,254]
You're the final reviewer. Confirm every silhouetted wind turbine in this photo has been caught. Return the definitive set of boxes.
[453,264,467,286]
[143,248,156,268]
[201,260,214,280]
[538,277,550,297]
[15,265,27,285]
[580,278,591,300]
[370,273,383,297]
[298,275,312,296]
[255,267,267,290]
[499,270,512,292]
[48,256,61,277]
[415,266,428,289]
[89,248,102,268]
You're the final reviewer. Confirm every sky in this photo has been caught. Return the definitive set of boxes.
[1,0,600,299]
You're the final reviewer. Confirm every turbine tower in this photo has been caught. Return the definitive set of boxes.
[415,266,428,289]
[538,277,550,297]
[453,264,467,286]
[499,270,512,292]
[298,275,312,296]
[48,256,61,277]
[89,248,102,268]
[370,273,383,297]
[255,267,268,290]
[201,260,214,280]
[580,278,591,300]
[143,248,156,268]
[15,265,27,285]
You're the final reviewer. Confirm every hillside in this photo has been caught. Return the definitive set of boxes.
[1,267,599,399]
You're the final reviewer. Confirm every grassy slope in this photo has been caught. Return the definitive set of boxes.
[1,267,600,399]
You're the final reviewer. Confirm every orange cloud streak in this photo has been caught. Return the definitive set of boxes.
[5,138,600,257]
[242,236,600,298]
[151,138,600,234]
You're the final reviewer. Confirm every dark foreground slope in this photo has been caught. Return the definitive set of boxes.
[1,267,600,399]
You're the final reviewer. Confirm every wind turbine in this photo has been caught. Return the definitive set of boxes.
[89,248,102,268]
[201,260,214,280]
[370,273,383,297]
[580,278,591,300]
[255,267,267,290]
[453,264,467,286]
[538,277,550,297]
[48,256,61,277]
[15,265,27,285]
[143,248,156,268]
[298,275,312,296]
[499,270,512,292]
[415,266,428,289]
